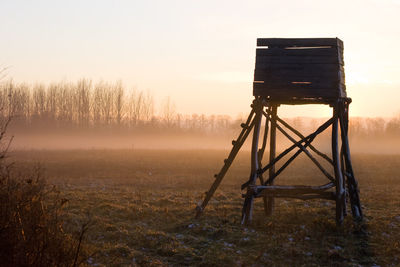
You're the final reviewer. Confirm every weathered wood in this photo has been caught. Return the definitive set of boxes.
[253,79,345,89]
[254,77,340,88]
[253,116,335,180]
[338,101,362,220]
[340,146,348,217]
[256,47,340,57]
[197,37,363,226]
[254,70,342,82]
[263,134,315,186]
[258,107,270,215]
[254,38,346,100]
[332,106,345,225]
[265,105,277,216]
[253,84,346,99]
[256,55,342,65]
[255,63,344,73]
[256,182,334,195]
[263,98,334,105]
[241,100,263,225]
[259,115,335,188]
[257,38,343,48]
[269,192,336,201]
[271,117,335,182]
[258,107,270,163]
[271,113,334,165]
[235,109,255,145]
[196,109,255,218]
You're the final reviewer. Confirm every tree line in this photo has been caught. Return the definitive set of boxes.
[1,80,399,138]
[0,80,236,133]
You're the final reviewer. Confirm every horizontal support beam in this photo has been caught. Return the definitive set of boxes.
[256,55,343,66]
[256,47,340,57]
[269,192,336,201]
[255,182,335,196]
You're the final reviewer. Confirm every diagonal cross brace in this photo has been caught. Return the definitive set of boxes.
[241,116,335,190]
[272,113,334,165]
[263,110,335,182]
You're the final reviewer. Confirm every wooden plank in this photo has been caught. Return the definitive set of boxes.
[266,192,336,201]
[256,183,335,194]
[254,73,340,84]
[254,82,341,93]
[254,73,344,86]
[256,55,342,65]
[255,66,344,76]
[253,80,344,90]
[255,65,345,88]
[256,47,344,65]
[257,38,343,48]
[254,82,342,92]
[253,85,344,99]
[256,47,340,57]
[254,63,344,72]
[253,89,341,99]
[265,98,334,105]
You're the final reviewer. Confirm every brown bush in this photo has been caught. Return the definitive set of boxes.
[0,163,90,266]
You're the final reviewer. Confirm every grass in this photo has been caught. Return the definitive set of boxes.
[9,149,400,266]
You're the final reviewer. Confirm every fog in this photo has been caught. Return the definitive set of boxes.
[8,126,400,155]
[1,80,399,154]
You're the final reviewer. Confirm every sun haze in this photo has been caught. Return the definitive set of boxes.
[1,0,399,117]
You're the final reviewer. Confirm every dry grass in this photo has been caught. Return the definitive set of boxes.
[9,149,400,266]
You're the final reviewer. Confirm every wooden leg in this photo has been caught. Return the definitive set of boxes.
[258,108,270,216]
[332,105,345,225]
[340,146,348,217]
[265,105,277,216]
[241,100,263,225]
[338,101,363,221]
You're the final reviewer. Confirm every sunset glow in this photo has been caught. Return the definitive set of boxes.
[1,0,399,117]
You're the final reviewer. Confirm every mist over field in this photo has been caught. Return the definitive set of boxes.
[2,80,400,153]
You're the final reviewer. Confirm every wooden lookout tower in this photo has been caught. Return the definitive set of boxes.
[196,38,363,225]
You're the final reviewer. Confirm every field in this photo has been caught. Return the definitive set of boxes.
[10,149,400,266]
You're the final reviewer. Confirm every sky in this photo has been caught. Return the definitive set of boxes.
[1,0,400,118]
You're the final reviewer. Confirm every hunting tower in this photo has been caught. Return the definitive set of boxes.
[196,38,363,225]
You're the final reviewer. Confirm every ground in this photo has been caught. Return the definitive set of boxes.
[10,149,400,266]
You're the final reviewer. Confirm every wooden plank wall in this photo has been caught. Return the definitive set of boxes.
[253,38,346,100]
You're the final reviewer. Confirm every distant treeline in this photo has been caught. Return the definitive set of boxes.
[0,80,235,133]
[1,80,400,138]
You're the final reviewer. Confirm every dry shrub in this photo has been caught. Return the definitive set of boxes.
[0,164,89,267]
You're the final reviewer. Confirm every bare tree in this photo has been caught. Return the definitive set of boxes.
[75,79,91,127]
[114,81,124,126]
[162,96,176,127]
